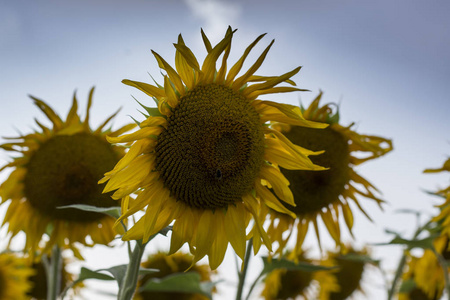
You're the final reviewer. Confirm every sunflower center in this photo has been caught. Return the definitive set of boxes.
[24,133,119,222]
[277,269,313,299]
[155,83,265,209]
[330,255,365,300]
[281,126,350,215]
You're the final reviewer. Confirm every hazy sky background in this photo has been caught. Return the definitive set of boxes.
[1,0,449,299]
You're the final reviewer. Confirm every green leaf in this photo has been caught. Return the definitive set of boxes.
[78,267,115,281]
[327,109,340,124]
[61,267,115,298]
[261,257,335,276]
[399,278,416,293]
[139,272,211,298]
[394,208,422,215]
[384,228,402,237]
[374,236,435,249]
[159,226,173,237]
[421,188,446,198]
[87,265,158,290]
[98,265,128,287]
[57,204,121,219]
[337,253,380,266]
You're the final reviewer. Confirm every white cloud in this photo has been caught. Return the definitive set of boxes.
[184,0,242,43]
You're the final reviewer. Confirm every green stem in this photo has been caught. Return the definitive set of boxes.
[47,245,62,300]
[387,221,432,300]
[117,240,146,300]
[245,272,263,300]
[387,252,407,300]
[236,238,253,300]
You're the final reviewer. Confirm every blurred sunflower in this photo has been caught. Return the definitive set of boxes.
[261,251,338,300]
[398,250,445,300]
[0,252,34,300]
[135,251,213,300]
[0,88,135,257]
[425,158,450,238]
[321,246,372,300]
[102,27,327,269]
[27,254,79,300]
[267,92,392,254]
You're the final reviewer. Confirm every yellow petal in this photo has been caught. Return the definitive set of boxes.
[224,204,247,260]
[254,182,296,218]
[152,50,185,95]
[226,33,266,85]
[140,116,168,128]
[170,208,196,254]
[163,75,180,108]
[232,40,274,90]
[242,67,301,97]
[107,127,163,143]
[243,194,272,252]
[201,30,233,83]
[122,79,165,99]
[259,165,294,206]
[209,213,228,270]
[192,211,215,264]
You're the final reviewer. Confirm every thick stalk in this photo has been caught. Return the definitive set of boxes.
[118,240,146,300]
[47,245,62,300]
[236,238,253,300]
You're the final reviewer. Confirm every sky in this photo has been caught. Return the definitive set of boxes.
[0,0,449,299]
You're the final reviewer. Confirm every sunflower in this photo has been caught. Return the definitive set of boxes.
[0,88,135,257]
[398,250,445,300]
[135,251,213,300]
[261,251,338,300]
[320,246,372,300]
[101,27,327,269]
[27,254,79,300]
[0,252,34,300]
[425,158,450,238]
[266,92,393,254]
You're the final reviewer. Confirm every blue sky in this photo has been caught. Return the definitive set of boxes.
[1,0,449,299]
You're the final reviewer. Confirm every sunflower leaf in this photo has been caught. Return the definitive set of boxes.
[97,265,128,287]
[132,95,164,117]
[394,208,422,215]
[57,204,121,219]
[260,257,336,276]
[374,236,435,249]
[60,267,115,299]
[139,272,212,299]
[399,278,416,293]
[337,253,380,266]
[159,225,173,236]
[78,267,115,281]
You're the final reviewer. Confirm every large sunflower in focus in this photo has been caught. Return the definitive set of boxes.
[267,92,393,254]
[0,88,134,257]
[101,28,327,269]
[0,252,34,300]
